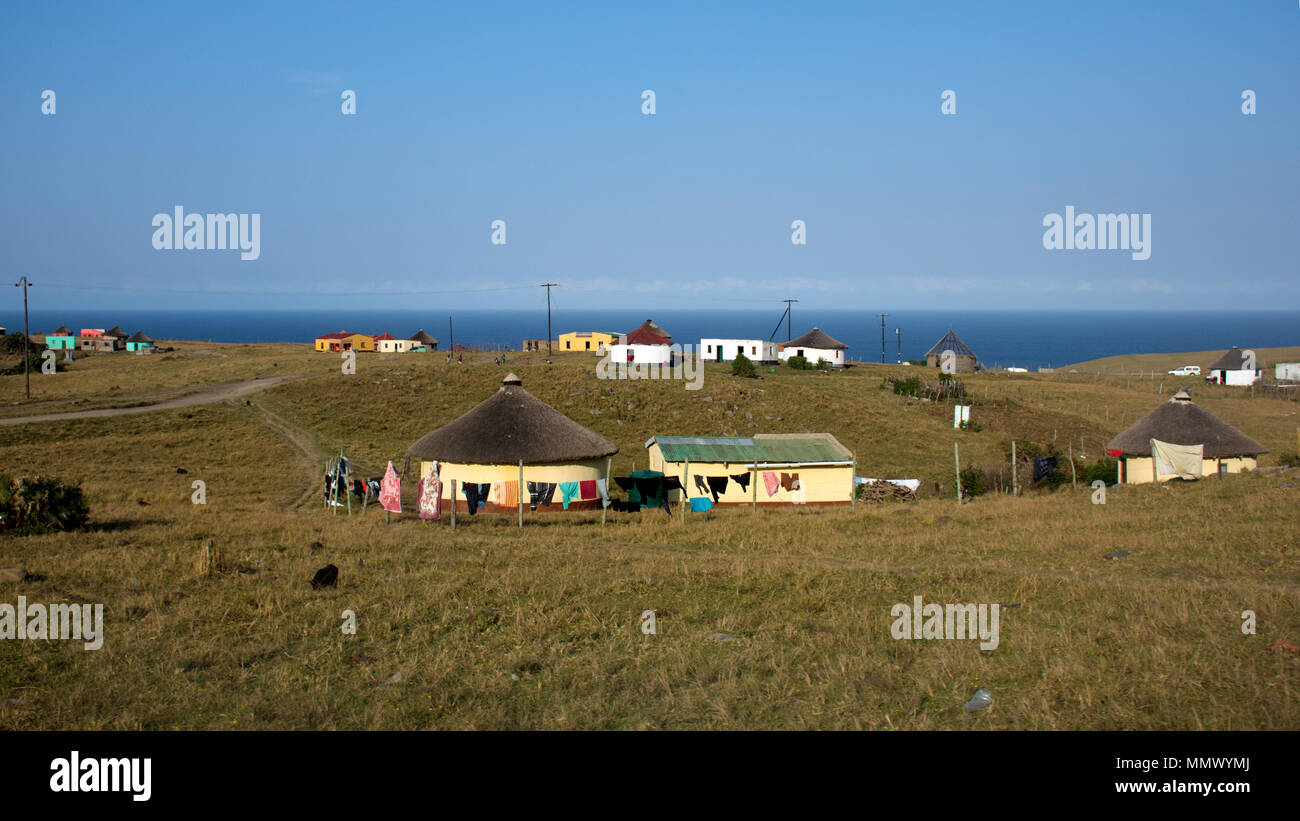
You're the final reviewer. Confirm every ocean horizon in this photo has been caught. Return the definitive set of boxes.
[3,308,1296,371]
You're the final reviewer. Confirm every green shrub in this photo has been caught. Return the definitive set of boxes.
[0,473,89,535]
[1278,451,1300,468]
[1079,458,1119,485]
[958,465,985,498]
[815,357,831,371]
[731,351,756,379]
[786,355,812,370]
[0,333,58,376]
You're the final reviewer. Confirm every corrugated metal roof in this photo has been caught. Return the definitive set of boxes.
[647,434,850,464]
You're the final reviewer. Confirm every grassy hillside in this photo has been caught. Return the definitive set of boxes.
[1,344,1297,729]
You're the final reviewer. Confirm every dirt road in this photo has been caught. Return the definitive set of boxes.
[0,376,297,426]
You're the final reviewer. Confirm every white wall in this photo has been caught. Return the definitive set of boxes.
[700,339,778,363]
[1276,363,1300,381]
[779,346,846,367]
[1225,369,1260,386]
[609,343,674,365]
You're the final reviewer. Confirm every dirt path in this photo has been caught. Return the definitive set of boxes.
[248,401,325,510]
[0,376,297,426]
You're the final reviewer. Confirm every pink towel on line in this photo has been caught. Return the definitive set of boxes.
[762,471,780,496]
[379,461,402,513]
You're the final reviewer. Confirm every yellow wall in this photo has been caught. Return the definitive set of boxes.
[560,332,618,352]
[1121,456,1256,484]
[421,460,607,501]
[316,334,375,352]
[646,444,852,504]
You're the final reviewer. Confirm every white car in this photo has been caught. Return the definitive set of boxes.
[1168,365,1201,376]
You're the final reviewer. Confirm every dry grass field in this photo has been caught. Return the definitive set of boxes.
[1,341,1297,729]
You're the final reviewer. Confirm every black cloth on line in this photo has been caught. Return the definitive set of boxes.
[730,473,750,491]
[706,475,729,503]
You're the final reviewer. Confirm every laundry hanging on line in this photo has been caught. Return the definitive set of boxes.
[558,481,581,510]
[705,475,729,503]
[418,462,441,520]
[526,481,557,509]
[379,461,402,514]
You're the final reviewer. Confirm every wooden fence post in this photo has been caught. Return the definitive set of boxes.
[1011,440,1018,497]
[954,442,963,504]
[682,458,690,521]
[850,452,856,510]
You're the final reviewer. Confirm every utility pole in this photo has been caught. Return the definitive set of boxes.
[448,316,454,353]
[896,327,901,364]
[877,313,888,363]
[541,283,559,356]
[782,299,797,340]
[14,276,32,398]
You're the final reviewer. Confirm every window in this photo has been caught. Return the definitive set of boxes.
[707,345,712,353]
[751,346,756,355]
[585,341,590,350]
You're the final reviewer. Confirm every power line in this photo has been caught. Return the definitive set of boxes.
[31,282,545,297]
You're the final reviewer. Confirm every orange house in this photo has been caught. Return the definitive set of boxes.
[315,331,376,352]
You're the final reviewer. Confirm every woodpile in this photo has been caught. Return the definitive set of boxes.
[857,481,917,502]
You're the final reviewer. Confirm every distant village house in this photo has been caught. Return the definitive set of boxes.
[778,328,849,368]
[925,330,977,372]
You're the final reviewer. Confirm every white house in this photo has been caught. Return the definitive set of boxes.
[778,328,849,368]
[1276,363,1300,382]
[608,321,675,366]
[375,333,414,353]
[701,338,779,364]
[1206,347,1261,386]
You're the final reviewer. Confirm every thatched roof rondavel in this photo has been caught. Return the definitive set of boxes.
[1105,389,1266,458]
[105,325,129,339]
[926,329,975,357]
[1208,347,1255,371]
[786,328,848,350]
[126,331,154,343]
[408,329,439,346]
[52,325,73,336]
[407,374,619,465]
[640,319,671,341]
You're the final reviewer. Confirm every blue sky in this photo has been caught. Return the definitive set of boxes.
[2,1,1297,312]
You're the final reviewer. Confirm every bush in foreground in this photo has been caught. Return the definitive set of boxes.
[731,351,756,379]
[0,474,90,535]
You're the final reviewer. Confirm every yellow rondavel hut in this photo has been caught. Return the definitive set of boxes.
[1105,389,1266,484]
[406,374,619,513]
[645,433,856,506]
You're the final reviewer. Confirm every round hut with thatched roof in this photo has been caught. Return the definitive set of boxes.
[125,331,156,351]
[1105,388,1266,484]
[407,373,618,512]
[408,329,439,351]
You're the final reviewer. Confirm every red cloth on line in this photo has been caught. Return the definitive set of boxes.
[579,480,597,500]
[379,461,402,513]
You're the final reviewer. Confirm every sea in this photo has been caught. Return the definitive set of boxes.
[3,309,1297,371]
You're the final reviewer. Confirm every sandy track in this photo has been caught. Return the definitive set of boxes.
[0,375,297,426]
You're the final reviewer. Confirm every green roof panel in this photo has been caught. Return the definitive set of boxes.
[649,435,849,465]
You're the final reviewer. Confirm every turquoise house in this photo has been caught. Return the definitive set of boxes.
[46,326,77,350]
[125,331,156,352]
